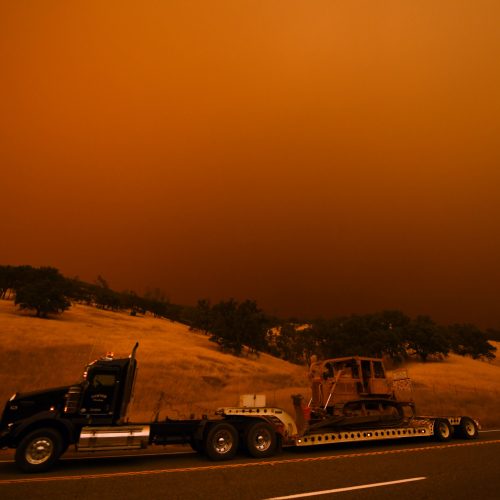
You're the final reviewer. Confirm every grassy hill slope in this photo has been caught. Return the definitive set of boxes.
[402,348,500,427]
[0,300,309,420]
[1,300,498,426]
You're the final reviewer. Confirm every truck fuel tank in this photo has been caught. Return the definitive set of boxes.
[77,425,150,452]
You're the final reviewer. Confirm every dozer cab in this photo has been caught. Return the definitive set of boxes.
[305,356,415,430]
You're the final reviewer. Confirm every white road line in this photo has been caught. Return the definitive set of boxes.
[263,477,426,499]
[479,429,500,433]
[0,439,499,482]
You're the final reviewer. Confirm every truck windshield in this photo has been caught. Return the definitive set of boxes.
[93,373,116,388]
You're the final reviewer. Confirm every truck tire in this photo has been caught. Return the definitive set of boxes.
[433,419,452,442]
[457,417,478,439]
[15,428,64,473]
[204,422,238,461]
[244,422,277,458]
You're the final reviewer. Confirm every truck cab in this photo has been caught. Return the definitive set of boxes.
[0,343,139,471]
[65,344,137,424]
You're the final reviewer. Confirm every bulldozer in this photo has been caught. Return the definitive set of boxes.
[295,356,415,432]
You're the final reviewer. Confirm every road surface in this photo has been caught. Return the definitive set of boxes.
[0,430,499,499]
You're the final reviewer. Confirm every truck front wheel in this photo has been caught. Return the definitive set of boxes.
[15,428,63,473]
[244,422,277,458]
[204,423,238,461]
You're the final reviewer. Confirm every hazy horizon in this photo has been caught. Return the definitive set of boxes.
[2,1,499,328]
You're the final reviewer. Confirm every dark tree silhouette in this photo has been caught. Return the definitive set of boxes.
[406,315,449,361]
[203,299,270,355]
[14,267,71,318]
[0,265,17,299]
[190,299,214,335]
[447,323,496,360]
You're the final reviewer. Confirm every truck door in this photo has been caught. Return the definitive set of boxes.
[82,370,119,416]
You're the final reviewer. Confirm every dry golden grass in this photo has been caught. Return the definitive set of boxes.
[0,300,308,421]
[393,348,500,428]
[1,300,498,427]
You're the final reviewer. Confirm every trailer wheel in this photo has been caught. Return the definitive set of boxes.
[15,428,63,473]
[457,417,478,439]
[244,422,277,458]
[433,419,452,442]
[204,423,238,461]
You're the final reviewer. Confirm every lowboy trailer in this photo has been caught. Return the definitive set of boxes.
[0,344,479,472]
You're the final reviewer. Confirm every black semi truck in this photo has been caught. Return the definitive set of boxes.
[0,344,479,472]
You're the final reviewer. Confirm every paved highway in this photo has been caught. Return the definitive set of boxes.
[0,430,499,499]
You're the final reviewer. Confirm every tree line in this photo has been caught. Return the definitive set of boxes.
[265,310,497,363]
[189,303,497,363]
[0,265,183,320]
[189,298,273,355]
[1,264,497,363]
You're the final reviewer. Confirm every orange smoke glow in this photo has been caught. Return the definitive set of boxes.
[1,1,499,326]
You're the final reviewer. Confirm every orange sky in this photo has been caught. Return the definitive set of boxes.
[1,1,499,327]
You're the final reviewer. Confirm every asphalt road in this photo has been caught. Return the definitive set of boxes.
[0,431,499,500]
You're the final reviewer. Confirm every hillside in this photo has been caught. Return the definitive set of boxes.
[0,300,309,420]
[402,347,500,428]
[0,300,498,427]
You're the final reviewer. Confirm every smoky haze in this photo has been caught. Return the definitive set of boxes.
[1,1,499,327]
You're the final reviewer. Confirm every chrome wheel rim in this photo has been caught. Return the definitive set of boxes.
[25,437,54,465]
[253,428,272,452]
[213,430,233,455]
